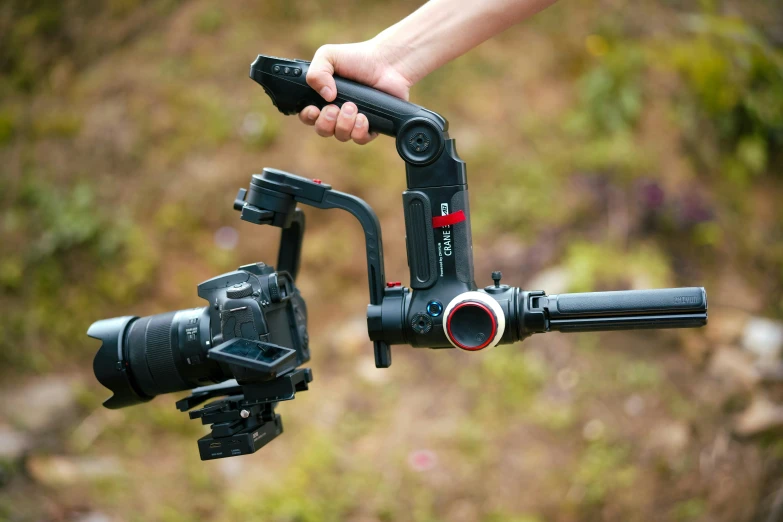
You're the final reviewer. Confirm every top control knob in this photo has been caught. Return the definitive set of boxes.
[442,291,506,351]
[226,282,253,299]
[268,273,281,303]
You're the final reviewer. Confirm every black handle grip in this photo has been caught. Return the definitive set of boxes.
[524,287,708,333]
[250,54,447,137]
[546,287,707,318]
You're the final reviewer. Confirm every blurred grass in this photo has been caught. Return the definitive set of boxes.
[0,0,782,521]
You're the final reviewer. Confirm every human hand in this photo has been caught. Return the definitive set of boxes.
[298,40,414,145]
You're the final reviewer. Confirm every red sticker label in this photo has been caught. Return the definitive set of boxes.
[432,210,466,228]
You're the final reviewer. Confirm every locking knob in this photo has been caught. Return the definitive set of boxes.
[442,291,506,351]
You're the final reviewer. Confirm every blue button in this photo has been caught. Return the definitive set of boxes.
[426,300,443,317]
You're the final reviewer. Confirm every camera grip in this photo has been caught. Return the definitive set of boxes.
[250,54,446,138]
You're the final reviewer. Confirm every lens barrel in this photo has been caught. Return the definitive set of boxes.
[89,307,225,409]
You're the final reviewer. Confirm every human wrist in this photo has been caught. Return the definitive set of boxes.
[369,30,427,87]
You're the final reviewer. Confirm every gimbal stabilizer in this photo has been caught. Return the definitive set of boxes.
[245,55,708,368]
[86,54,710,461]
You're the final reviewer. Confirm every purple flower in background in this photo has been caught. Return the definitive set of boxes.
[677,190,714,226]
[637,180,665,210]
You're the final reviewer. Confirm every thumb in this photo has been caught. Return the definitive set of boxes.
[307,45,338,102]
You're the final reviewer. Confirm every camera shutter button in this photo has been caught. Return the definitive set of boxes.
[226,282,253,299]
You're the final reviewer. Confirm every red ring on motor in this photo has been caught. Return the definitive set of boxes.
[446,300,498,351]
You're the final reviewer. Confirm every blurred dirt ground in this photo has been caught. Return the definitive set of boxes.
[1,1,783,521]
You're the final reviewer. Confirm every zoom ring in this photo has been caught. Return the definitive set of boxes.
[144,312,188,395]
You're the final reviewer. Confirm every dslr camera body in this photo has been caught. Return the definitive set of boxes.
[90,212,312,460]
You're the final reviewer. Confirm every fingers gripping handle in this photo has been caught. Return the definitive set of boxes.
[250,54,449,164]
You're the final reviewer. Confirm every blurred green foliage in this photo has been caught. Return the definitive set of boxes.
[193,6,226,35]
[0,0,183,95]
[569,41,646,135]
[671,497,708,521]
[0,109,17,144]
[0,0,782,521]
[663,15,783,185]
[565,242,672,292]
[573,441,636,506]
[0,179,158,372]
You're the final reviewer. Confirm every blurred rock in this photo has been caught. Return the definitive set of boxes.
[734,394,783,437]
[355,358,390,384]
[708,346,760,391]
[213,226,239,250]
[347,517,382,522]
[72,513,112,522]
[217,455,246,480]
[646,421,690,459]
[679,330,711,363]
[741,317,783,369]
[26,455,123,486]
[704,308,749,346]
[0,376,77,431]
[624,394,646,417]
[556,367,579,390]
[329,316,371,356]
[526,266,571,295]
[68,409,123,453]
[239,112,268,143]
[758,363,783,383]
[0,424,29,460]
[444,499,479,522]
[582,419,605,441]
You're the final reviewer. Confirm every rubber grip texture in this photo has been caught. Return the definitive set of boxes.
[547,287,707,318]
[403,191,437,289]
[127,312,189,396]
[250,55,446,137]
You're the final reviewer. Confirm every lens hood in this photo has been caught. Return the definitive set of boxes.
[88,316,152,409]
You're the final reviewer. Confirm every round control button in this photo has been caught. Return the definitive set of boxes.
[446,301,497,351]
[226,282,253,299]
[411,313,433,334]
[426,300,443,317]
[293,68,302,77]
[396,118,444,166]
[283,67,290,75]
[442,291,506,351]
[273,65,281,73]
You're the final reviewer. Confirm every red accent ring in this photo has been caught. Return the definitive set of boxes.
[446,300,497,351]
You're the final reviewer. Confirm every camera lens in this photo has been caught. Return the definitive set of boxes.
[89,307,228,409]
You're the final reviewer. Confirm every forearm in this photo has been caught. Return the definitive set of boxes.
[374,0,557,84]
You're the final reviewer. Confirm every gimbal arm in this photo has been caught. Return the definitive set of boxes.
[234,169,392,367]
[248,54,708,368]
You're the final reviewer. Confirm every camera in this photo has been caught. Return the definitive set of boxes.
[89,211,312,460]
